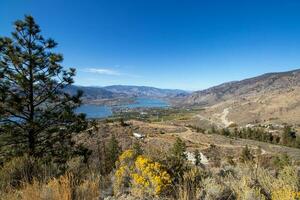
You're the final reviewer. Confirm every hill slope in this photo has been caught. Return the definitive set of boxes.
[185,69,300,126]
[186,69,300,105]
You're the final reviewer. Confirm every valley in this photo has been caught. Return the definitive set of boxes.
[72,69,300,137]
[2,8,300,200]
[70,69,300,175]
[92,107,300,161]
[74,69,300,131]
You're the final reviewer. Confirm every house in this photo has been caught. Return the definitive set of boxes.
[133,132,145,139]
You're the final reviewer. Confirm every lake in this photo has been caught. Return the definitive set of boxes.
[76,98,169,119]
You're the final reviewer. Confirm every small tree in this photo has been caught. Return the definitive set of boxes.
[106,135,121,173]
[240,145,254,162]
[166,137,188,184]
[170,137,187,159]
[119,118,128,127]
[194,149,201,166]
[281,126,296,146]
[132,141,143,157]
[0,16,86,163]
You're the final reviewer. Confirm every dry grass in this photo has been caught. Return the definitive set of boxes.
[178,167,202,200]
[0,173,100,200]
[195,87,300,126]
[1,119,299,200]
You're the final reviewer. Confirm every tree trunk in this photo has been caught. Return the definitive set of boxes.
[28,129,35,156]
[28,32,35,156]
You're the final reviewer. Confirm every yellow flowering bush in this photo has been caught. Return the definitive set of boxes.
[114,150,171,197]
[272,187,299,200]
[114,149,135,195]
[270,166,300,200]
[118,149,135,164]
[132,155,171,196]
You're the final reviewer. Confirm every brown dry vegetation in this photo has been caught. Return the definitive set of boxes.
[1,118,300,199]
[193,87,300,128]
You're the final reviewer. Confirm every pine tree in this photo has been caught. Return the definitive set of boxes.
[194,149,201,166]
[167,137,188,183]
[106,135,121,173]
[0,16,87,162]
[240,145,254,162]
[132,141,143,157]
[170,137,187,159]
[282,125,296,146]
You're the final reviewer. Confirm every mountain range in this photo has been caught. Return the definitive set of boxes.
[64,85,189,101]
[185,68,300,126]
[67,69,300,125]
[185,69,300,105]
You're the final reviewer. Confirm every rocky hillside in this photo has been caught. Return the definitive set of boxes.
[185,69,300,106]
[184,69,300,126]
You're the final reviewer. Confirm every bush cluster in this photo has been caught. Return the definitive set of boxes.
[208,125,300,149]
[114,149,171,197]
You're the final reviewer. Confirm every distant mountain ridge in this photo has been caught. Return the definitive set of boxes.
[64,85,122,100]
[65,85,189,100]
[183,68,300,126]
[103,85,188,98]
[185,69,300,105]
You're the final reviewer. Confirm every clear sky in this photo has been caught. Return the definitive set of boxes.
[1,0,300,90]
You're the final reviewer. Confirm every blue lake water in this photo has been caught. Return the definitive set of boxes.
[76,104,113,119]
[76,98,169,119]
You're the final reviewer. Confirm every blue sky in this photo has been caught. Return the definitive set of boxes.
[1,0,300,90]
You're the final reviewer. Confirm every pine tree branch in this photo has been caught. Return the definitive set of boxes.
[33,80,67,107]
[2,108,29,121]
[0,119,24,129]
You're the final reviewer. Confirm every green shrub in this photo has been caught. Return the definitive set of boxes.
[272,153,291,170]
[240,145,254,163]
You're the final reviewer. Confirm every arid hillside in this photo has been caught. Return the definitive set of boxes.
[184,69,300,126]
